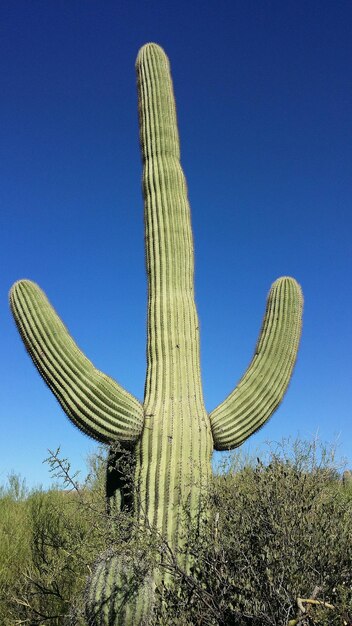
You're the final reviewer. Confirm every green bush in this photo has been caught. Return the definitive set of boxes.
[0,474,32,624]
[0,449,111,625]
[1,439,351,625]
[153,439,352,625]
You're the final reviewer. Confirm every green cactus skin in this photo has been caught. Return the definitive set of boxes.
[10,279,144,444]
[342,470,352,487]
[10,43,303,624]
[85,551,154,626]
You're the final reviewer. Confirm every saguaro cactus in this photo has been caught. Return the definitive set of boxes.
[10,43,303,624]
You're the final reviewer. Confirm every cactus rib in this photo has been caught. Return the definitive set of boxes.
[10,280,144,444]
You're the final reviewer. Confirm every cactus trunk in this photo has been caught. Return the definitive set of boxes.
[135,44,213,550]
[10,42,303,625]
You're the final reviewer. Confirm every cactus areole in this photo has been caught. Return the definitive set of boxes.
[10,44,303,624]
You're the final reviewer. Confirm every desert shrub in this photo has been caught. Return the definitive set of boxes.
[153,439,352,625]
[0,474,32,624]
[0,444,158,625]
[1,439,351,625]
[0,448,112,625]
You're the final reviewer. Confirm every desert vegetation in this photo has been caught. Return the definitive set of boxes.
[9,43,303,625]
[0,438,351,625]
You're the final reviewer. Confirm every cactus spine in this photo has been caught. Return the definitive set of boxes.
[10,43,303,624]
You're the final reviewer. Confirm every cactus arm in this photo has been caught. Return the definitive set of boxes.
[209,277,303,451]
[10,280,144,444]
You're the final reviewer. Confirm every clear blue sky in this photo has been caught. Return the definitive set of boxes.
[1,1,351,489]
